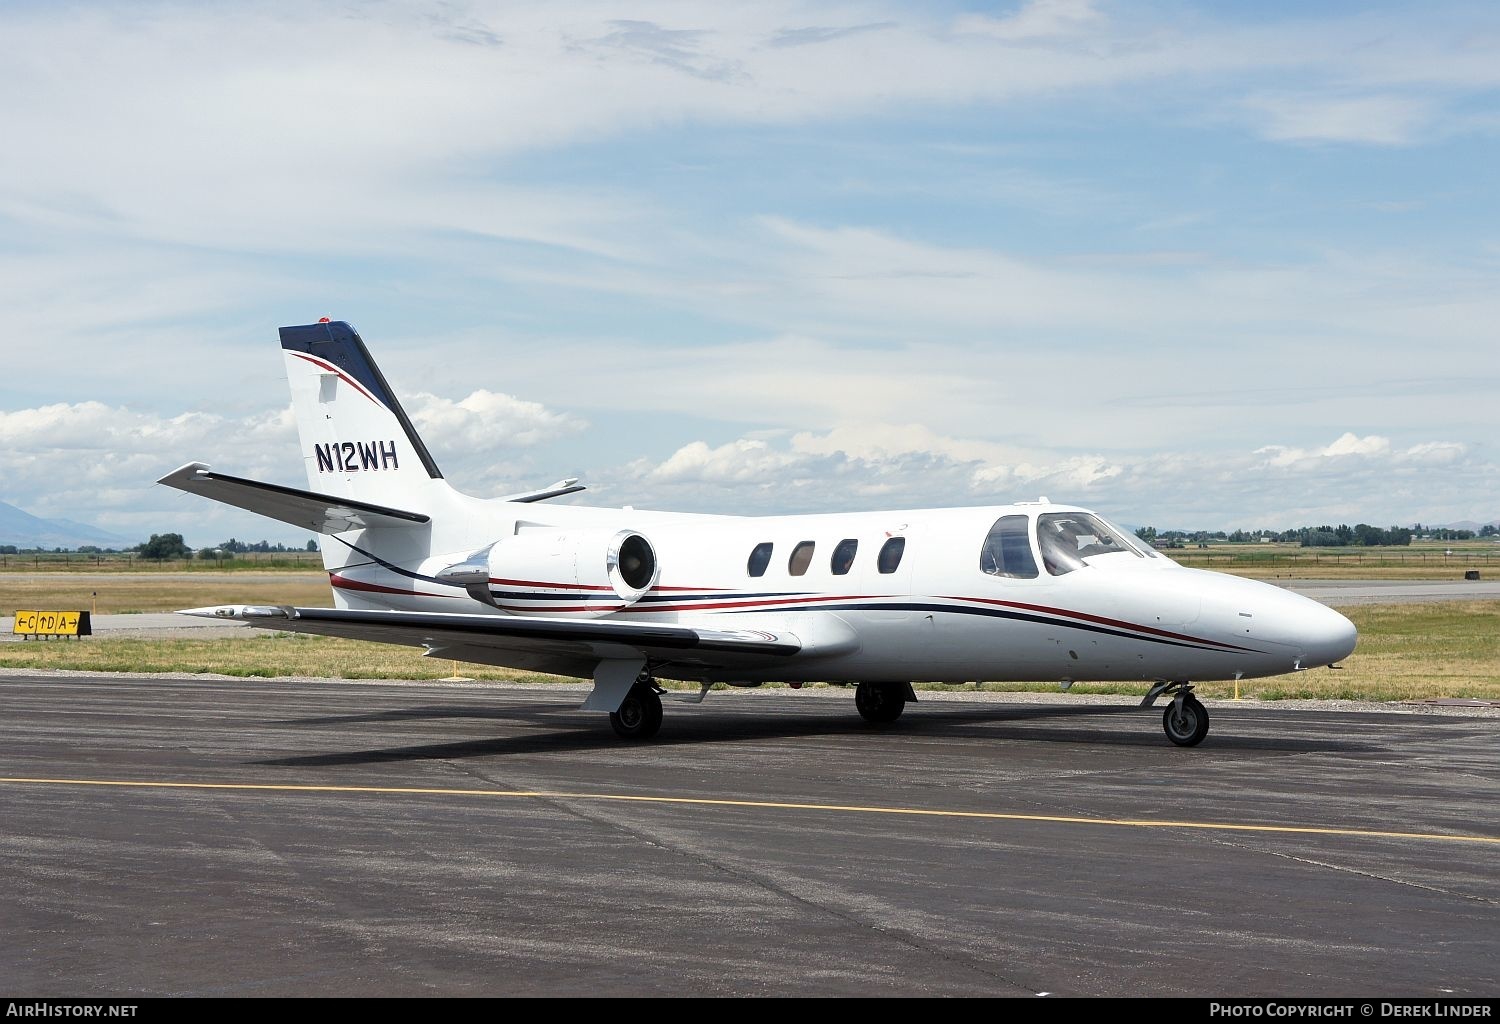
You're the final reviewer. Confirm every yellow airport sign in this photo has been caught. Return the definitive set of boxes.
[13,610,92,638]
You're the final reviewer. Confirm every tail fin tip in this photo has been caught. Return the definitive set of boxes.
[279,319,444,481]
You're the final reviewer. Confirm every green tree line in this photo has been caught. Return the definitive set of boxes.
[135,533,319,560]
[1133,524,1495,549]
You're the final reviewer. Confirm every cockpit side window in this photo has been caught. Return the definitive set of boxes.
[1038,518,1085,576]
[1037,512,1140,576]
[979,515,1037,579]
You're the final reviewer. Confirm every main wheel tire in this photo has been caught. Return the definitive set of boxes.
[855,682,907,725]
[1163,695,1209,747]
[610,685,664,740]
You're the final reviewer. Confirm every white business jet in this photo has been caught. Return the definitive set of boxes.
[159,320,1357,746]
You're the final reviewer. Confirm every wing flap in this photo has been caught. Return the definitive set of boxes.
[157,463,429,534]
[178,605,802,678]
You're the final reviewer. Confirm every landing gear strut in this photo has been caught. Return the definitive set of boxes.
[1144,680,1210,747]
[855,682,908,725]
[610,681,664,740]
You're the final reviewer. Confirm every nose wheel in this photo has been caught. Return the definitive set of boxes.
[1144,681,1211,746]
[1163,694,1210,747]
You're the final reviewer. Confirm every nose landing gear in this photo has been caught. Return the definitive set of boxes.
[1144,680,1210,747]
[1162,693,1209,747]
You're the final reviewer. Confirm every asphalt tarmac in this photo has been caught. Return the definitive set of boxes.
[1282,578,1500,605]
[1,673,1496,998]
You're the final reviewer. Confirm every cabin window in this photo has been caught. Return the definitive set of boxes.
[830,538,858,575]
[979,515,1038,579]
[876,536,905,574]
[788,541,816,576]
[747,542,774,578]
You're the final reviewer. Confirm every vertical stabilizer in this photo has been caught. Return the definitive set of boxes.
[280,320,444,510]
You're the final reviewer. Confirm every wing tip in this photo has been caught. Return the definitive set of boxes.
[177,605,294,620]
[156,461,212,487]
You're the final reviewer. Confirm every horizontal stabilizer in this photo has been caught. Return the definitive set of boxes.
[157,463,430,535]
[496,478,588,503]
[177,605,802,679]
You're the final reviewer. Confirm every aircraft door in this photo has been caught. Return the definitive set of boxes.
[848,526,933,677]
[952,513,1071,678]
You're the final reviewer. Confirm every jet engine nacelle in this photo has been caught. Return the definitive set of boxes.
[439,529,659,617]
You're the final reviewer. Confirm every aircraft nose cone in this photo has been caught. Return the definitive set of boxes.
[1306,602,1358,667]
[1203,573,1359,670]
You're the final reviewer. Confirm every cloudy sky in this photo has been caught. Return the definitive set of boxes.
[1,0,1497,548]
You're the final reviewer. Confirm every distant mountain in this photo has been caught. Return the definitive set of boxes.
[1437,520,1499,534]
[0,500,138,549]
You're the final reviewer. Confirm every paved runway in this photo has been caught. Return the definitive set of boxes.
[1,673,1496,998]
[1281,578,1500,605]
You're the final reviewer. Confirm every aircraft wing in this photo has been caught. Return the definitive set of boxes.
[157,463,429,534]
[179,605,802,679]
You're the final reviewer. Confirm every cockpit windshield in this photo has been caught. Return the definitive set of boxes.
[1036,512,1146,576]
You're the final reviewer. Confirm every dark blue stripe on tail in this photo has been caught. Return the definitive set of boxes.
[279,320,444,480]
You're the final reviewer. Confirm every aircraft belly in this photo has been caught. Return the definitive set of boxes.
[932,616,1061,680]
[927,602,1290,683]
[841,610,933,668]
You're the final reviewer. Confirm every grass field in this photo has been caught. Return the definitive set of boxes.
[0,560,1494,704]
[0,573,333,616]
[1165,553,1495,579]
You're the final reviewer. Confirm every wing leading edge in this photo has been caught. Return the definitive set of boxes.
[180,605,803,680]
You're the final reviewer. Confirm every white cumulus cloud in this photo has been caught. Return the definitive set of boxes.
[408,390,588,451]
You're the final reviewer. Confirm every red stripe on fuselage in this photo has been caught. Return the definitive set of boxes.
[623,593,876,613]
[488,577,731,593]
[330,573,459,598]
[945,594,1254,652]
[492,603,625,614]
[489,577,614,592]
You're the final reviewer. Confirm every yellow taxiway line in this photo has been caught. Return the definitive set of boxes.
[1,775,1496,845]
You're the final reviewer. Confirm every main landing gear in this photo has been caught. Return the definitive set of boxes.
[1144,680,1210,747]
[854,682,910,725]
[610,681,664,740]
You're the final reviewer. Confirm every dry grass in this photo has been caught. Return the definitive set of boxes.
[1162,540,1496,580]
[0,573,333,616]
[1250,599,1500,702]
[0,631,554,682]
